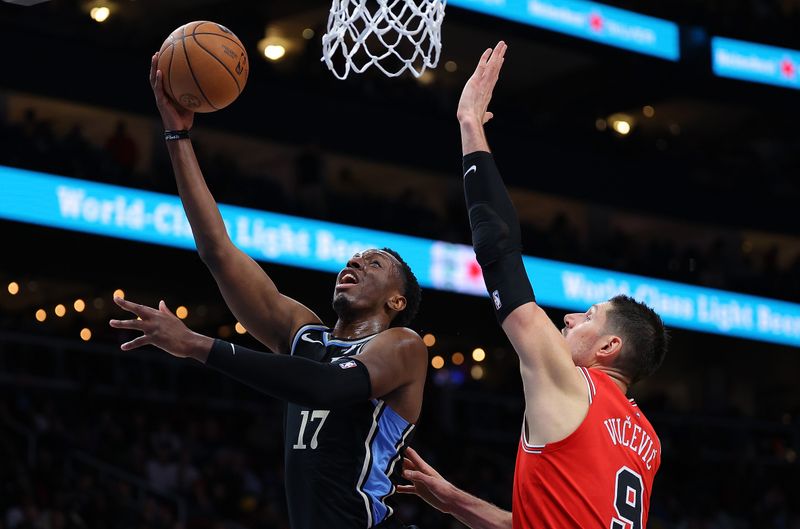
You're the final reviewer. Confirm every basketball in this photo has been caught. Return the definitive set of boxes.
[157,21,249,113]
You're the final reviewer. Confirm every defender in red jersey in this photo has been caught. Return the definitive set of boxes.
[398,42,668,529]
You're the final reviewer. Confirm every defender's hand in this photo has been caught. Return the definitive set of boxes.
[150,52,195,132]
[396,447,457,513]
[457,41,507,126]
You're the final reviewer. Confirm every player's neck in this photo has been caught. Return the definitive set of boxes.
[331,316,388,340]
[594,366,630,395]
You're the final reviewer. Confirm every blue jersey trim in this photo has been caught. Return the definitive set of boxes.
[324,330,380,347]
[361,404,413,525]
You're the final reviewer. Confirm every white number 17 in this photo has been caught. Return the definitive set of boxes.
[293,410,330,449]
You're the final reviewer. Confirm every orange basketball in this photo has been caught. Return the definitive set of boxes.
[157,21,249,113]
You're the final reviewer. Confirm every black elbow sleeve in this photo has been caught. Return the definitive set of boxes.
[463,151,535,323]
[463,151,521,246]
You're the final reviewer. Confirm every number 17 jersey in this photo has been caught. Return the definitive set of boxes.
[285,325,415,529]
[512,367,661,529]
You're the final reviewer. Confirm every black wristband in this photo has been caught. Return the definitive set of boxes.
[164,129,190,141]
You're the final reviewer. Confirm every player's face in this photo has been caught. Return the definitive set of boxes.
[332,249,403,317]
[561,302,612,366]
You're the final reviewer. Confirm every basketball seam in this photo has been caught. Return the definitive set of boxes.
[165,43,177,104]
[181,24,217,111]
[190,32,245,51]
[191,31,243,93]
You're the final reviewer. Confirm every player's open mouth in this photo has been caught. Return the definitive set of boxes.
[336,270,359,289]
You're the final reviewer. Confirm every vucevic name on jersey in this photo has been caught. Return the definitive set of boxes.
[284,325,415,529]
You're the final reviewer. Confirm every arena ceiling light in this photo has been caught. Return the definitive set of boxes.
[90,5,110,22]
[263,42,287,61]
[80,0,116,23]
[608,112,634,135]
[258,25,300,62]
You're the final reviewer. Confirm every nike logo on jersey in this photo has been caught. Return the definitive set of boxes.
[464,165,477,177]
[301,333,325,346]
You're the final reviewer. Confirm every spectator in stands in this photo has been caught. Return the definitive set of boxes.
[104,120,139,180]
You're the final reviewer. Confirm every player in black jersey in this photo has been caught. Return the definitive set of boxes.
[107,54,429,529]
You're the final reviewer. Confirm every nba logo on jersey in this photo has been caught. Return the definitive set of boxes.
[492,289,502,310]
[338,360,358,369]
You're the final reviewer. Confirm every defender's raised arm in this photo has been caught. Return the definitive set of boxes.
[457,43,589,445]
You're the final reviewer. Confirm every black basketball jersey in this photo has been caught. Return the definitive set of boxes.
[284,324,415,529]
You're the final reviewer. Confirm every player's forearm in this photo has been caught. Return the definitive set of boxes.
[459,117,490,155]
[165,138,232,259]
[462,150,535,323]
[203,339,372,407]
[446,486,513,529]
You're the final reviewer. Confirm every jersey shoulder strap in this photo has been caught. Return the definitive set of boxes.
[290,323,330,355]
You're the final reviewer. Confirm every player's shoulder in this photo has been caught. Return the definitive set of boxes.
[375,327,425,348]
[368,328,427,364]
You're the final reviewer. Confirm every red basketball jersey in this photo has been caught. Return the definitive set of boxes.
[512,367,660,529]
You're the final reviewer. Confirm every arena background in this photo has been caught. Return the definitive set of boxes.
[1,0,800,528]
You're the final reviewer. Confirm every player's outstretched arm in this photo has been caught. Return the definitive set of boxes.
[149,53,320,354]
[110,297,371,407]
[458,44,588,443]
[397,448,511,529]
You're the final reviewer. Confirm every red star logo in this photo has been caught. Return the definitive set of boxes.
[468,260,482,280]
[589,13,603,32]
[780,58,795,79]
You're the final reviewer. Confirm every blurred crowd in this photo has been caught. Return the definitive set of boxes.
[1,106,799,304]
[0,103,800,300]
[1,359,798,529]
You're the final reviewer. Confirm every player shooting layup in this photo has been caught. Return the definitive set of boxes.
[108,53,428,529]
[399,42,668,529]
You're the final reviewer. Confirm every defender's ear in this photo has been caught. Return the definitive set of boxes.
[597,335,623,362]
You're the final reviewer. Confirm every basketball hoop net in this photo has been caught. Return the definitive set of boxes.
[321,0,446,79]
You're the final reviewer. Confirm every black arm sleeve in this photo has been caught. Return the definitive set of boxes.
[463,151,535,323]
[205,339,372,408]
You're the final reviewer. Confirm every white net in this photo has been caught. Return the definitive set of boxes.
[321,0,447,79]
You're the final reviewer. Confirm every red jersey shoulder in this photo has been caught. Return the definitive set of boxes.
[586,368,661,474]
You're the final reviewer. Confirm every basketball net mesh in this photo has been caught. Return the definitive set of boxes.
[321,0,446,79]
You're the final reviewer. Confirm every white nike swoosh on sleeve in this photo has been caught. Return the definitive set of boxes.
[301,333,324,345]
[464,165,477,177]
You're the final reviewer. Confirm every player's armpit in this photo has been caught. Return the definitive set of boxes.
[502,303,587,394]
[502,302,590,444]
[166,140,321,354]
[357,328,427,419]
[203,245,322,354]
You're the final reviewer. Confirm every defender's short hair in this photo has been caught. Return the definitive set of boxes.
[605,295,668,385]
